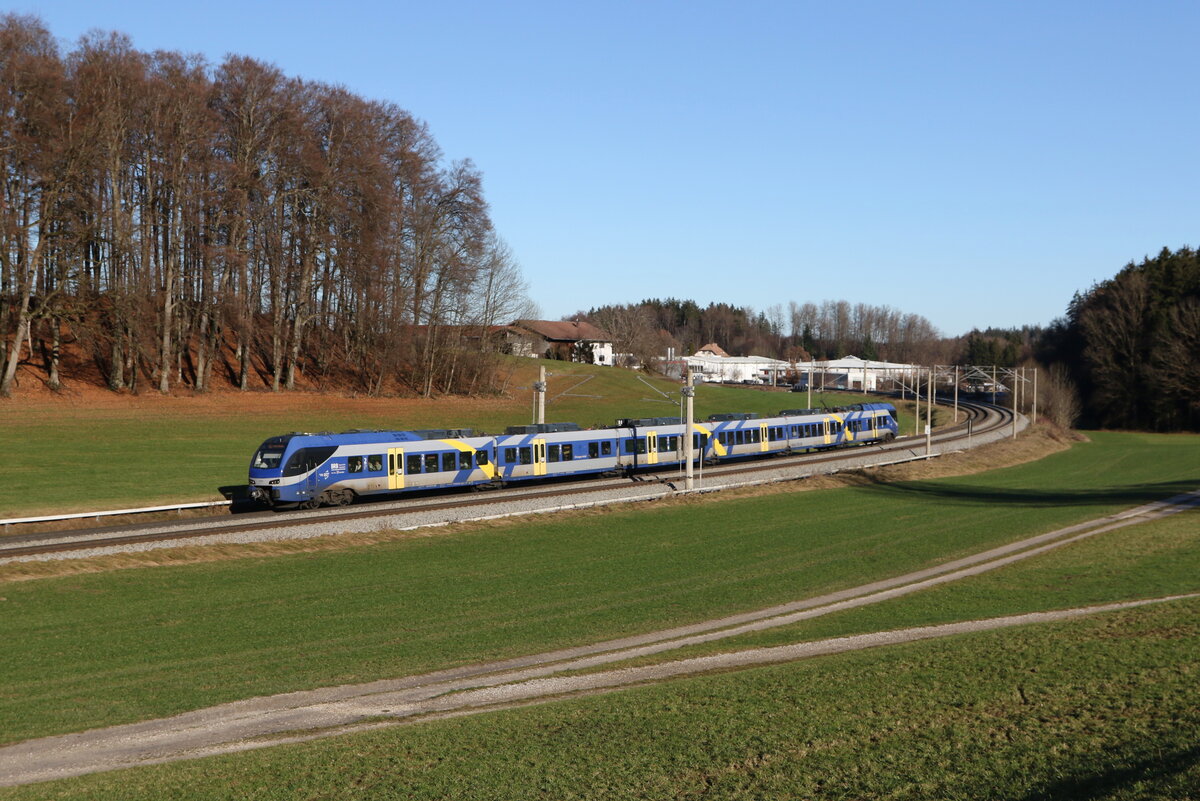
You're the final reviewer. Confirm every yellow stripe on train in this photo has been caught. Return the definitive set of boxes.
[693,423,726,457]
[441,439,497,480]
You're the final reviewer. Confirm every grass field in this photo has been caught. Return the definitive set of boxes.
[0,360,904,517]
[0,431,1195,751]
[7,600,1195,800]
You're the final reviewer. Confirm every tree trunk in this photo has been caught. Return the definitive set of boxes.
[0,289,32,397]
[46,316,61,391]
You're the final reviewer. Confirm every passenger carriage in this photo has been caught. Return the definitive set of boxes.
[247,403,899,509]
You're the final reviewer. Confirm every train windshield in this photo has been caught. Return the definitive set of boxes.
[252,443,287,470]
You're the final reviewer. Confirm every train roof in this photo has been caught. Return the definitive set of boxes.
[504,422,583,434]
[616,416,683,427]
[265,429,482,448]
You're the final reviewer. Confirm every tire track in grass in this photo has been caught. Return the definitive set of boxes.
[1,490,1197,787]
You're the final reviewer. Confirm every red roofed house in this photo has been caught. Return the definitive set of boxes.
[507,320,615,365]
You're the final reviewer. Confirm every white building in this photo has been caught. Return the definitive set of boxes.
[794,356,918,391]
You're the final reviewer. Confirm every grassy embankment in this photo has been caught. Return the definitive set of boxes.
[0,431,1194,747]
[0,359,902,518]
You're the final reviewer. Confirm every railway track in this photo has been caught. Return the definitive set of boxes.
[0,399,1018,562]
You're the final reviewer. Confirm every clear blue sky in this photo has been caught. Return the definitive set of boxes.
[20,0,1200,337]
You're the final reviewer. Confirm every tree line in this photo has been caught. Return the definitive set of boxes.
[1039,246,1199,431]
[0,15,533,398]
[579,298,950,367]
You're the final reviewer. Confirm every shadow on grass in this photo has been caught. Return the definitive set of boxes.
[854,479,1200,510]
[218,484,267,514]
[1015,744,1200,801]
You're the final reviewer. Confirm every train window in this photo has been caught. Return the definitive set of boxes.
[424,454,439,473]
[368,455,383,472]
[476,450,489,465]
[348,456,364,473]
[443,453,457,472]
[548,445,560,462]
[459,452,472,470]
[252,444,286,470]
[562,444,573,460]
[588,442,599,459]
[735,431,745,445]
[519,447,532,465]
[407,455,422,474]
[624,438,636,454]
[602,441,613,456]
[751,430,760,443]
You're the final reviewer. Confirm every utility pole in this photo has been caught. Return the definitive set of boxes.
[1018,366,1024,413]
[914,367,922,437]
[953,365,959,423]
[807,363,812,409]
[682,372,695,491]
[1032,367,1038,424]
[534,365,546,425]
[925,367,933,458]
[1012,365,1019,439]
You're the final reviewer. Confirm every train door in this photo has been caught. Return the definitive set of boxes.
[533,438,547,476]
[388,447,405,490]
[646,430,658,465]
[305,454,320,500]
[759,423,769,453]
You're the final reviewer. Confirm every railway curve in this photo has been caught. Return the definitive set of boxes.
[0,399,1022,563]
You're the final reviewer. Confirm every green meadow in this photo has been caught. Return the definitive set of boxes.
[0,431,1195,756]
[8,599,1195,800]
[0,430,1196,797]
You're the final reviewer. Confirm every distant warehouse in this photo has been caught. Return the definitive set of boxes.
[662,347,918,390]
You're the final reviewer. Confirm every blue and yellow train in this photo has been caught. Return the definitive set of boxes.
[247,403,899,509]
